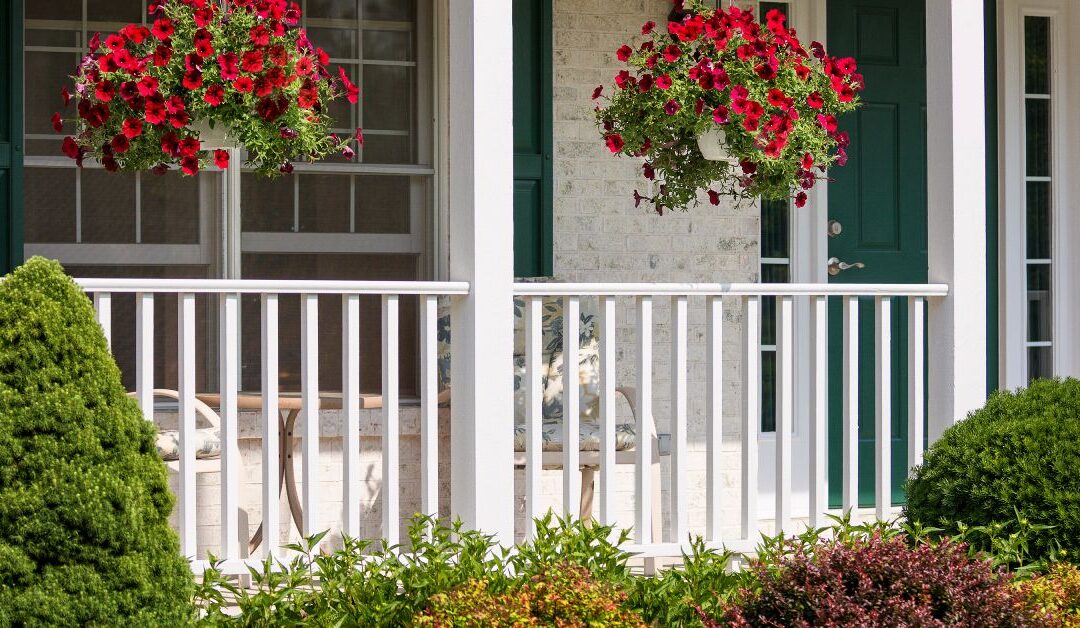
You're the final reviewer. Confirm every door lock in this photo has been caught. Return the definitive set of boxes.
[827,256,866,276]
[827,220,843,238]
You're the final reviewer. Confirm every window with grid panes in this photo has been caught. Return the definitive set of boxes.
[1022,14,1052,381]
[23,0,434,396]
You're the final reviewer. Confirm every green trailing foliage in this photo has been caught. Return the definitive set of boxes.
[905,378,1080,563]
[0,257,194,626]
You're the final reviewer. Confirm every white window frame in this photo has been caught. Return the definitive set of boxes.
[999,0,1078,387]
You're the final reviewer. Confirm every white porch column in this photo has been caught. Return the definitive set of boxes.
[925,0,988,441]
[447,0,516,542]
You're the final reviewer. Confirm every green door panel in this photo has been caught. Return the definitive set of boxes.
[0,1,24,273]
[826,0,926,509]
[512,0,553,277]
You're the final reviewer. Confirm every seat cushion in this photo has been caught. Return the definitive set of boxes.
[513,419,636,452]
[155,427,221,462]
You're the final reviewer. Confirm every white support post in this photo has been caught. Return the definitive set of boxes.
[525,296,543,537]
[94,292,111,351]
[842,296,859,513]
[562,296,581,516]
[598,295,617,527]
[742,296,760,541]
[260,294,280,558]
[636,296,654,544]
[135,292,154,421]
[419,295,439,521]
[874,297,892,521]
[300,294,320,540]
[219,293,240,560]
[177,293,196,559]
[670,295,688,542]
[342,294,361,538]
[705,296,723,541]
[382,295,401,546]
[446,0,515,543]
[926,0,988,441]
[808,295,828,528]
[908,297,927,470]
[776,295,794,535]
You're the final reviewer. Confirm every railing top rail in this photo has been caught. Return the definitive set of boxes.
[513,282,949,297]
[74,278,471,295]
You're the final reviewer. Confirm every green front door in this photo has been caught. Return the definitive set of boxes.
[512,0,553,278]
[0,1,24,273]
[826,0,926,508]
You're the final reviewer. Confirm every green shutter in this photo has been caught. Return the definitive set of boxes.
[0,1,24,273]
[512,0,553,278]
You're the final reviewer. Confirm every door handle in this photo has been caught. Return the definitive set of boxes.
[827,256,866,276]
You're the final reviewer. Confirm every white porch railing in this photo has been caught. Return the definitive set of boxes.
[80,278,947,570]
[80,278,468,575]
[513,282,948,557]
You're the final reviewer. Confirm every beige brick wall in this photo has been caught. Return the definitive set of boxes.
[543,0,761,541]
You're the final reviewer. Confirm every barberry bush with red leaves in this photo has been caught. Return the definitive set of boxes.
[594,0,861,213]
[716,533,1041,627]
[54,0,361,177]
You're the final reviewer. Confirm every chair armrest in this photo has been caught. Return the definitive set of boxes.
[127,389,222,430]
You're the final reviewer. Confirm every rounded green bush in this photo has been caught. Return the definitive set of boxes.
[0,258,193,625]
[905,378,1080,561]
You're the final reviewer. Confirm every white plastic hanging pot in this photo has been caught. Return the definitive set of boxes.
[697,127,737,163]
[192,120,239,150]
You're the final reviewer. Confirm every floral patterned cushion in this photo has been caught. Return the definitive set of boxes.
[155,427,221,461]
[513,420,636,452]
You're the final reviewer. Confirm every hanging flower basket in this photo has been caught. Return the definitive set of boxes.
[53,0,362,177]
[593,1,863,213]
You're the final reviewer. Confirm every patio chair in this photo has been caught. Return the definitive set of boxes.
[130,389,254,553]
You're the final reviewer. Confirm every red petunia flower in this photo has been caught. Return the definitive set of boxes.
[708,190,721,205]
[795,64,811,81]
[195,39,214,58]
[637,74,653,92]
[339,67,359,104]
[341,145,355,159]
[241,50,264,73]
[655,74,673,90]
[253,76,273,97]
[94,81,115,102]
[591,85,603,100]
[232,76,254,93]
[642,21,656,35]
[151,18,174,40]
[279,161,293,174]
[183,70,203,89]
[105,34,126,51]
[295,56,314,76]
[740,160,757,175]
[61,86,72,107]
[153,44,172,66]
[268,45,289,67]
[806,91,824,109]
[88,31,101,51]
[152,163,169,176]
[218,52,240,79]
[712,105,729,124]
[169,111,191,128]
[122,117,143,138]
[62,136,80,159]
[98,54,119,73]
[110,134,130,153]
[137,75,159,97]
[160,132,180,156]
[795,191,808,207]
[180,155,199,176]
[204,84,225,106]
[835,57,857,75]
[615,70,634,90]
[102,154,119,172]
[355,127,363,146]
[616,44,633,62]
[51,112,63,133]
[801,153,814,170]
[605,133,625,153]
[121,24,150,44]
[663,99,681,116]
[213,149,229,169]
[178,136,200,157]
[642,162,655,180]
[250,25,271,47]
[817,113,838,133]
[755,61,778,80]
[662,45,681,63]
[145,98,166,125]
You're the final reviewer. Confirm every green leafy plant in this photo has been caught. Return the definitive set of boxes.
[0,257,194,626]
[630,537,745,626]
[905,378,1080,563]
[593,0,861,212]
[55,0,359,176]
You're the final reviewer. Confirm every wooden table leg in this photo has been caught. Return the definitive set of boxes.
[247,410,301,554]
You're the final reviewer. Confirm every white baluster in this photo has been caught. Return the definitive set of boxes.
[525,296,543,537]
[219,293,239,560]
[420,294,439,520]
[705,296,723,541]
[809,295,828,528]
[135,292,154,421]
[342,294,361,538]
[598,295,617,527]
[875,296,892,521]
[636,296,653,544]
[94,292,111,351]
[776,295,794,535]
[670,295,688,542]
[842,296,860,513]
[300,294,320,540]
[742,296,760,540]
[562,296,580,517]
[261,294,280,558]
[382,295,400,546]
[178,292,196,559]
[908,297,926,470]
